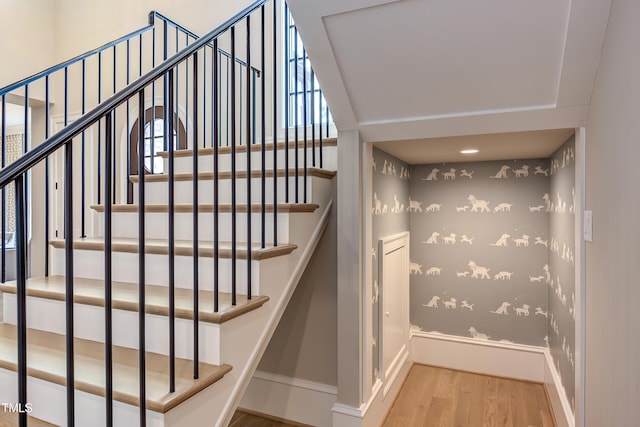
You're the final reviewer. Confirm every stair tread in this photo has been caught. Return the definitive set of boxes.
[0,276,268,324]
[0,323,232,413]
[0,411,56,427]
[157,137,337,158]
[128,167,336,183]
[49,237,297,260]
[89,202,319,213]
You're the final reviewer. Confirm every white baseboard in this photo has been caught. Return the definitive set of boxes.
[240,370,337,427]
[544,350,575,427]
[411,331,546,381]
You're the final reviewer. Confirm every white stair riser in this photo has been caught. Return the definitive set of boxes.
[96,211,290,244]
[50,247,271,295]
[0,368,165,427]
[3,293,222,365]
[132,175,319,205]
[165,146,336,174]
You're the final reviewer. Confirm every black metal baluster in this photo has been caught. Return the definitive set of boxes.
[239,64,243,148]
[294,25,299,204]
[113,46,117,204]
[213,39,220,312]
[326,98,330,138]
[203,48,207,149]
[151,34,157,175]
[164,20,168,61]
[311,68,316,168]
[175,28,181,151]
[192,51,200,379]
[15,175,27,427]
[81,60,87,237]
[302,47,307,203]
[226,55,230,147]
[127,40,132,204]
[284,3,290,205]
[98,52,103,204]
[45,77,50,275]
[140,33,144,78]
[23,85,29,263]
[319,89,323,169]
[164,70,176,393]
[260,6,266,249]
[231,26,237,306]
[246,16,252,299]
[273,0,278,246]
[104,112,114,427]
[64,137,75,427]
[185,51,189,150]
[166,68,177,392]
[137,90,147,427]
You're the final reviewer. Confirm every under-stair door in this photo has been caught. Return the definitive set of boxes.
[378,231,409,395]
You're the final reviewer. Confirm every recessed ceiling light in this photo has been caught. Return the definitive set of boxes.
[460,149,479,154]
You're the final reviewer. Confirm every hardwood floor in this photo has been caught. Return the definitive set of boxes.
[230,409,308,427]
[0,410,56,427]
[383,364,556,427]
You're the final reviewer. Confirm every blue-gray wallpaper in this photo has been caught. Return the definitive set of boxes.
[409,159,550,345]
[548,135,576,411]
[371,148,410,384]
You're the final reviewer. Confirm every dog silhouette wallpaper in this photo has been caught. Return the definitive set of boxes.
[371,134,575,412]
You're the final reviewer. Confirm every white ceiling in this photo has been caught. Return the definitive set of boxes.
[287,0,612,162]
[373,128,574,164]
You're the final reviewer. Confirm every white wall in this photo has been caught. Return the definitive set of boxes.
[584,0,640,425]
[0,1,56,88]
[53,0,255,61]
[257,181,337,386]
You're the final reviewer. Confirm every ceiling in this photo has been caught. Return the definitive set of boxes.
[287,0,612,162]
[373,128,574,164]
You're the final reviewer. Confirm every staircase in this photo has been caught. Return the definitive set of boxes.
[0,142,335,426]
[0,1,336,426]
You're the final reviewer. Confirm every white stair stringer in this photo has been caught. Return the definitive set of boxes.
[161,198,334,427]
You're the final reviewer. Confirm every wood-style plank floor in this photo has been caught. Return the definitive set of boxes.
[383,364,556,427]
[230,409,303,427]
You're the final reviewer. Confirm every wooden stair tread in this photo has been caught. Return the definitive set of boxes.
[0,276,268,324]
[128,167,336,183]
[0,323,232,413]
[49,238,297,260]
[0,411,56,427]
[157,137,337,158]
[89,203,319,214]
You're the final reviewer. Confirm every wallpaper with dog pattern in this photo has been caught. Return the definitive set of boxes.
[548,135,576,412]
[409,159,550,346]
[371,148,410,385]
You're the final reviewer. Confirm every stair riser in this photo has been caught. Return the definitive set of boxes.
[96,211,290,244]
[0,368,165,427]
[165,146,336,174]
[132,175,319,205]
[50,247,267,295]
[3,293,222,365]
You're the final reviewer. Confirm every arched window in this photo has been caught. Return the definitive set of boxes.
[143,117,176,174]
[128,106,186,202]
